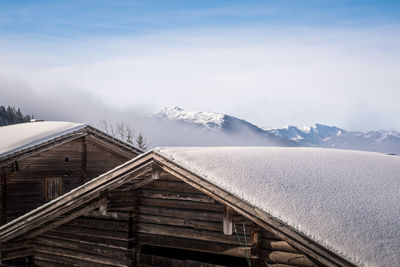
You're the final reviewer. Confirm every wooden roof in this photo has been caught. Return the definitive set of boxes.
[0,149,354,267]
[0,122,143,167]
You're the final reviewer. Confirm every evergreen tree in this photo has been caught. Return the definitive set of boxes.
[135,133,148,150]
[0,105,32,126]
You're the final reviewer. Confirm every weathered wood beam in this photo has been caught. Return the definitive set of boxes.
[139,197,224,212]
[137,212,251,236]
[141,189,216,203]
[122,177,155,192]
[122,165,161,192]
[35,236,131,261]
[261,249,319,267]
[223,206,233,235]
[80,136,87,184]
[24,201,99,239]
[1,239,33,252]
[137,222,247,245]
[34,251,114,267]
[263,239,299,254]
[139,206,223,222]
[85,210,130,221]
[107,201,139,211]
[67,217,128,231]
[141,179,204,194]
[107,191,140,202]
[138,214,222,232]
[35,245,130,267]
[43,230,128,250]
[51,225,129,241]
[1,247,33,261]
[137,233,250,258]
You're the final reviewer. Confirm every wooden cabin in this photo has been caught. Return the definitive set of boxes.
[0,147,398,266]
[0,121,142,224]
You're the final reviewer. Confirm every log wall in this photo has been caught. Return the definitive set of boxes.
[27,173,323,267]
[34,210,132,267]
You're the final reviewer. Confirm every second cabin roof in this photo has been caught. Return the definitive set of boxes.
[0,121,143,163]
[0,121,85,158]
[155,147,400,267]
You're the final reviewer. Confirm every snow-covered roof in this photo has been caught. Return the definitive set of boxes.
[0,121,86,159]
[155,147,400,267]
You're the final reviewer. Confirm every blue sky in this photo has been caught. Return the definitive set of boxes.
[1,1,399,37]
[1,1,400,131]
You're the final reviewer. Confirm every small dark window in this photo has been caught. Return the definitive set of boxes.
[12,161,19,173]
[64,157,69,163]
[64,169,74,176]
[45,177,62,200]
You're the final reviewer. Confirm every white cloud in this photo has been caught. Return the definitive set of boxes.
[0,26,399,131]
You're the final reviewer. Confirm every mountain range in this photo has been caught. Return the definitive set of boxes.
[157,107,400,154]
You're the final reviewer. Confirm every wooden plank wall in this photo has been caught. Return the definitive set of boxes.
[5,139,83,222]
[27,173,323,267]
[3,138,132,223]
[86,139,130,179]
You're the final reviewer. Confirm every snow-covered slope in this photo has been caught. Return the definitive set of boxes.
[156,107,400,154]
[155,147,400,266]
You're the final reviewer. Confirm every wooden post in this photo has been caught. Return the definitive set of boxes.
[99,190,108,216]
[223,206,233,235]
[81,137,87,184]
[251,224,264,267]
[152,165,161,180]
[0,167,7,225]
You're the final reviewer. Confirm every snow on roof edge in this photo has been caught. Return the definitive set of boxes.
[0,122,143,162]
[0,123,87,160]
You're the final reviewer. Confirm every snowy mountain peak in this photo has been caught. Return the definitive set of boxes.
[157,107,225,129]
[155,107,400,154]
[309,123,346,139]
[270,123,348,144]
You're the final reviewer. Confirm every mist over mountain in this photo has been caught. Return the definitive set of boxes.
[157,107,400,154]
[155,107,294,147]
